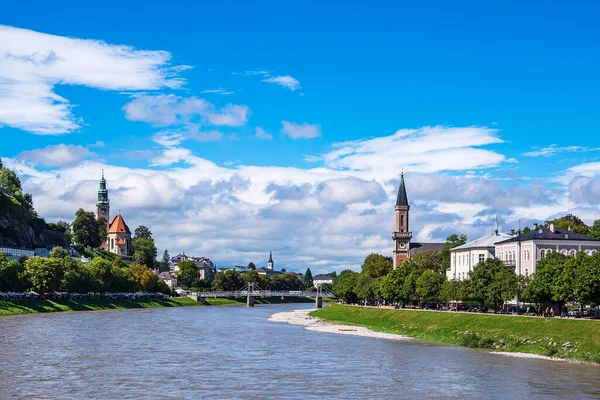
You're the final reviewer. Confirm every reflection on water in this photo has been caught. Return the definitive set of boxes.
[0,304,599,399]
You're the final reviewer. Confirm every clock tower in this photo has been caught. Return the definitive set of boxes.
[392,172,412,269]
[96,170,110,228]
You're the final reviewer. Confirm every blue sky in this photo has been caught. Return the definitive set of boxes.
[1,1,600,273]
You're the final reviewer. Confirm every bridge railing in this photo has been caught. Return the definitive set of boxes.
[195,289,335,298]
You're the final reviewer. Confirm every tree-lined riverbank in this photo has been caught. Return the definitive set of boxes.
[311,305,600,363]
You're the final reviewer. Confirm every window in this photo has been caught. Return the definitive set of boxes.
[569,250,577,256]
[524,249,530,261]
[585,250,592,256]
[540,249,546,259]
[592,250,598,255]
[479,254,485,264]
[547,249,553,254]
[561,249,568,256]
[111,239,114,249]
[525,268,529,278]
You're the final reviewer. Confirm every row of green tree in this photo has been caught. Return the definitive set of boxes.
[0,247,170,294]
[333,250,600,313]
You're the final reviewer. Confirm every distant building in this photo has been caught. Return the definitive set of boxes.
[448,221,513,281]
[313,274,335,287]
[392,172,445,269]
[495,223,600,277]
[267,251,274,270]
[95,171,132,257]
[171,253,216,282]
[0,246,48,260]
[158,271,178,288]
[256,267,281,277]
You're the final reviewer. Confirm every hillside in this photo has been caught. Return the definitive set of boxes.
[0,160,65,249]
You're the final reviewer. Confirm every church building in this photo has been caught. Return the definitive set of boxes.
[392,172,445,269]
[96,171,132,257]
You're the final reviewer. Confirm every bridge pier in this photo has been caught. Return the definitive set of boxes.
[198,297,206,304]
[315,296,322,309]
[247,296,254,307]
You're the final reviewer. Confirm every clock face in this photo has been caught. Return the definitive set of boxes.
[399,242,406,249]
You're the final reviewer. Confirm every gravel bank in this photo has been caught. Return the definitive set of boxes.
[491,351,597,365]
[268,309,412,341]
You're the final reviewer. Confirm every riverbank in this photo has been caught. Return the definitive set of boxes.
[0,297,200,315]
[268,309,412,340]
[310,305,600,364]
[203,297,316,306]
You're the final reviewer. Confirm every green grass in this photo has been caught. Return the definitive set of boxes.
[0,297,200,315]
[311,305,600,363]
[81,248,121,261]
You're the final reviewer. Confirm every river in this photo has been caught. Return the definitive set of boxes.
[0,304,598,399]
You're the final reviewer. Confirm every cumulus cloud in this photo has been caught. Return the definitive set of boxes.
[255,127,273,140]
[16,144,95,167]
[123,94,249,127]
[281,121,321,139]
[0,25,188,135]
[262,75,301,91]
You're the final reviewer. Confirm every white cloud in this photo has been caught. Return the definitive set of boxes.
[16,144,95,167]
[255,127,273,140]
[262,75,301,91]
[8,124,584,275]
[190,129,224,142]
[123,94,249,127]
[281,121,321,139]
[523,145,600,157]
[201,88,234,95]
[0,25,189,135]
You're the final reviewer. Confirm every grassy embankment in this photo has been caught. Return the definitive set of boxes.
[0,297,199,316]
[202,297,318,306]
[311,304,600,363]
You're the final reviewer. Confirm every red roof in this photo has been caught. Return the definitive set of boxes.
[108,214,131,234]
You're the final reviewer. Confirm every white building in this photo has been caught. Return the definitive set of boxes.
[313,274,335,287]
[448,229,513,281]
[495,223,600,277]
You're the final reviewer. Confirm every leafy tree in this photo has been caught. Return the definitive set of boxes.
[470,258,517,311]
[529,252,568,312]
[271,273,304,290]
[241,270,260,284]
[402,272,419,306]
[547,214,590,235]
[438,234,468,271]
[134,226,154,241]
[416,270,446,303]
[440,279,464,303]
[72,208,101,249]
[130,264,158,291]
[49,246,69,259]
[132,237,157,269]
[403,251,445,274]
[380,267,409,304]
[88,258,131,292]
[332,270,359,303]
[0,167,22,194]
[160,249,171,272]
[590,220,600,239]
[175,260,199,287]
[574,253,600,307]
[61,258,93,293]
[361,253,393,278]
[211,270,242,291]
[304,268,314,288]
[355,273,380,300]
[0,254,26,291]
[446,234,468,248]
[24,257,65,292]
[248,262,256,270]
[522,226,531,234]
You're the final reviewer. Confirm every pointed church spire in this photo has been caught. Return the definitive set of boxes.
[395,171,409,207]
[268,251,273,263]
[494,216,499,235]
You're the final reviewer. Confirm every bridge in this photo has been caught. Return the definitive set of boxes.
[192,283,334,308]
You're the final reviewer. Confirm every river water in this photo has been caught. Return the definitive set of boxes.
[0,304,598,399]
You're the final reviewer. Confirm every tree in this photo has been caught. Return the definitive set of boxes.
[72,209,101,249]
[440,279,464,304]
[49,246,69,259]
[132,237,157,269]
[0,167,22,194]
[175,260,199,287]
[361,254,393,278]
[134,225,154,241]
[439,234,468,271]
[590,220,600,239]
[416,270,446,304]
[522,226,532,234]
[469,258,517,311]
[304,268,314,288]
[529,252,568,313]
[380,267,409,304]
[0,254,26,291]
[446,234,468,248]
[24,257,65,292]
[271,273,304,291]
[574,253,600,307]
[211,270,242,291]
[547,214,590,235]
[130,264,159,291]
[248,262,256,271]
[160,249,171,272]
[402,272,419,306]
[332,270,359,303]
[61,258,93,293]
[404,251,445,274]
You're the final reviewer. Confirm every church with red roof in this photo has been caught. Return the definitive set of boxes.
[95,172,132,257]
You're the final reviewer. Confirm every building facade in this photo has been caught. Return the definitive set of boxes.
[495,223,600,277]
[392,173,445,269]
[171,253,216,282]
[313,274,335,287]
[106,214,132,257]
[448,224,513,281]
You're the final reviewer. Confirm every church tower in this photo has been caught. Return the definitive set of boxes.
[392,172,412,269]
[267,251,274,270]
[96,170,110,225]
